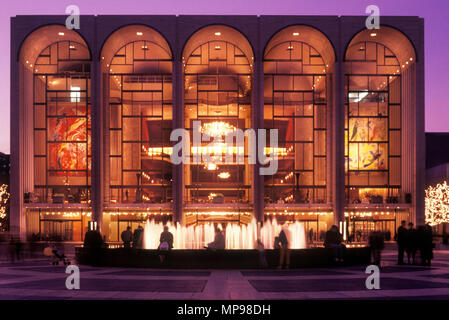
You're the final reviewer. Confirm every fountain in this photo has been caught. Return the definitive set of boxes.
[144,218,306,249]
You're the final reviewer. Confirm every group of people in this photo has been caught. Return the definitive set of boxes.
[120,225,174,263]
[396,220,434,266]
[115,220,435,268]
[321,221,435,267]
[120,225,144,249]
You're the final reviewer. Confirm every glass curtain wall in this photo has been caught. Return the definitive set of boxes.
[108,39,173,204]
[264,40,327,204]
[184,33,253,204]
[345,41,402,204]
[33,41,91,203]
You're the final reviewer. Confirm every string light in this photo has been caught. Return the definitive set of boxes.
[105,211,172,216]
[142,145,288,157]
[185,211,251,216]
[0,184,10,227]
[425,181,449,226]
[43,211,91,217]
[265,211,331,216]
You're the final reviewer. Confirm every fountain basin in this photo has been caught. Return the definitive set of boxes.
[75,247,370,269]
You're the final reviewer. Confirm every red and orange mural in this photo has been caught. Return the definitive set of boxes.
[48,113,90,176]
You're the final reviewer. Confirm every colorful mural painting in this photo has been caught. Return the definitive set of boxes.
[347,117,388,171]
[48,111,89,176]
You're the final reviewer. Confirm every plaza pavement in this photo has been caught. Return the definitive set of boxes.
[1,249,449,300]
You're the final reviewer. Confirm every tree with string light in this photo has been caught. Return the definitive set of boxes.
[0,184,10,232]
[425,181,449,227]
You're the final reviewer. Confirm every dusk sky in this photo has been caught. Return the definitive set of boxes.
[2,0,448,153]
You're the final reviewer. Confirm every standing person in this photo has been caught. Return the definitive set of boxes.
[324,225,344,262]
[368,231,385,266]
[29,233,39,258]
[121,226,133,248]
[158,225,174,263]
[277,226,290,269]
[83,228,103,248]
[396,220,407,265]
[256,239,268,268]
[14,238,23,262]
[133,225,144,249]
[356,230,362,242]
[406,222,418,265]
[418,224,434,266]
[83,228,103,266]
[273,236,280,250]
[308,228,314,243]
[9,237,17,263]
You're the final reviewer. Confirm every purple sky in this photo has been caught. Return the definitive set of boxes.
[2,0,448,153]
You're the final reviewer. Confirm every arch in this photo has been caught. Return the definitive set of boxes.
[182,24,254,64]
[19,24,91,70]
[264,25,335,67]
[345,25,416,65]
[101,24,172,73]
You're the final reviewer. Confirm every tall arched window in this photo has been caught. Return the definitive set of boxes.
[21,26,92,204]
[183,25,254,204]
[264,26,334,204]
[345,27,416,204]
[102,25,173,204]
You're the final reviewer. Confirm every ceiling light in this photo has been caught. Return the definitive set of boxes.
[218,172,230,179]
[201,121,236,137]
[370,32,377,37]
[215,32,221,36]
[69,45,76,50]
[58,32,65,36]
[214,45,221,50]
[136,32,143,36]
[287,46,293,50]
[208,193,218,200]
[205,163,218,171]
[292,32,299,36]
[349,90,369,103]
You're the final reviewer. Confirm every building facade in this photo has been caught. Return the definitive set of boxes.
[10,15,425,243]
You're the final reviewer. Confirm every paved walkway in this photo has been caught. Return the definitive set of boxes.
[1,250,449,300]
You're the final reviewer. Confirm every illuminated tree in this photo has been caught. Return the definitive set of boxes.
[425,181,449,226]
[0,184,9,231]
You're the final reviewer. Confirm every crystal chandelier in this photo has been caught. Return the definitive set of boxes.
[200,121,236,137]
